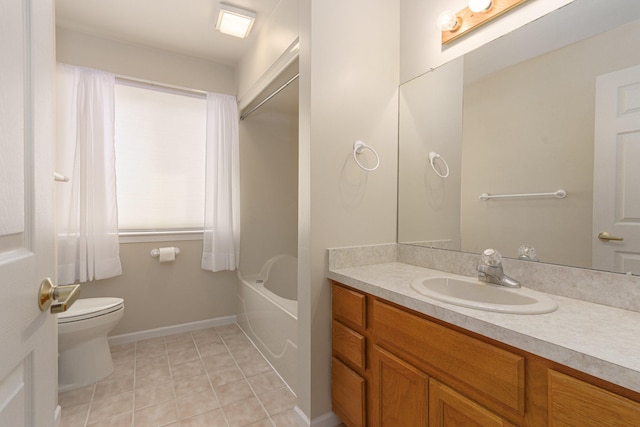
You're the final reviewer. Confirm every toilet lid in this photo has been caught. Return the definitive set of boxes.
[58,297,124,323]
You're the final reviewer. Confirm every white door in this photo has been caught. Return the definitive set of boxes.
[0,0,57,426]
[592,64,640,275]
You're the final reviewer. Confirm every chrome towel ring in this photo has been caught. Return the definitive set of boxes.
[353,140,380,171]
[429,152,450,178]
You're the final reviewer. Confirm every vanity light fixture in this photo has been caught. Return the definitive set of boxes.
[439,0,529,45]
[216,3,256,39]
[468,0,492,13]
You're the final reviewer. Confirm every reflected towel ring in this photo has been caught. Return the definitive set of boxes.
[353,140,380,171]
[429,152,450,178]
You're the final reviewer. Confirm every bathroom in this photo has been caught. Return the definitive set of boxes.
[2,0,640,426]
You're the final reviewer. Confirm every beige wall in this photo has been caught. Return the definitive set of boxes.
[56,29,239,336]
[79,240,237,336]
[298,0,400,420]
[460,19,640,267]
[399,0,574,84]
[56,27,235,94]
[236,0,298,109]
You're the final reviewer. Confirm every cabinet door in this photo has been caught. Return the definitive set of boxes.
[429,379,516,427]
[371,346,428,427]
[333,357,366,427]
[549,370,640,426]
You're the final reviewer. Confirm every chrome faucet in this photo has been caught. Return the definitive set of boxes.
[477,249,521,288]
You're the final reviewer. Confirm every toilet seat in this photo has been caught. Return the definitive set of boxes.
[58,297,124,324]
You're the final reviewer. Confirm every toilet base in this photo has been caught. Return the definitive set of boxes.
[58,336,115,392]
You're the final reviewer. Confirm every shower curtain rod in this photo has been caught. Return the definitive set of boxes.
[240,73,299,120]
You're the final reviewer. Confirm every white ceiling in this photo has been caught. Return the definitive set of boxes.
[55,0,281,66]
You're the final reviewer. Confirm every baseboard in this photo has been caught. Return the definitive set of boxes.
[108,315,237,346]
[293,406,341,427]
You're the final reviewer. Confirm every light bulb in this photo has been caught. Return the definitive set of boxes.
[468,0,492,13]
[437,10,460,32]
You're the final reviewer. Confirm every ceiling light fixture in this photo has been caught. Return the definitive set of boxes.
[216,3,256,39]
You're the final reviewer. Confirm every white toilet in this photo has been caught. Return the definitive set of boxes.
[58,297,124,392]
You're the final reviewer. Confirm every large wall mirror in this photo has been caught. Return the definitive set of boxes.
[398,0,640,275]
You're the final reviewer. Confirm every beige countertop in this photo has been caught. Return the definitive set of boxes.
[328,261,640,393]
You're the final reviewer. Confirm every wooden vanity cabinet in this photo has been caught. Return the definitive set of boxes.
[331,281,640,427]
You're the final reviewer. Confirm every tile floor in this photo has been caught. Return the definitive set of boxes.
[58,323,297,427]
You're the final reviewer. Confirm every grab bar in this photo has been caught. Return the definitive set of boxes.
[479,189,567,201]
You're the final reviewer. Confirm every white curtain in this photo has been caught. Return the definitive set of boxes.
[56,64,122,285]
[202,93,240,272]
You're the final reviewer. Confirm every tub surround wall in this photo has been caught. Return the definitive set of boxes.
[327,243,640,394]
[329,243,640,313]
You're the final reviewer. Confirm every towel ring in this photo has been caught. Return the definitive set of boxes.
[429,152,450,178]
[353,140,380,171]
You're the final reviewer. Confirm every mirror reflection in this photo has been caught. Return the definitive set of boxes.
[398,0,640,274]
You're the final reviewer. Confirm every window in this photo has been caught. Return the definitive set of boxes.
[114,81,206,235]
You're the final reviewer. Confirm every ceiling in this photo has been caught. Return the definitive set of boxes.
[55,0,281,66]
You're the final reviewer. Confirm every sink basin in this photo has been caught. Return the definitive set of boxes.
[410,276,558,314]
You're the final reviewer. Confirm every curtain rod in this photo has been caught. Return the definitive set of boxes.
[240,73,299,120]
[115,76,207,100]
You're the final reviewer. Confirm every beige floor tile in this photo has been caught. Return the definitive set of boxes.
[135,356,169,374]
[229,346,263,363]
[59,403,90,427]
[222,397,269,427]
[170,359,205,381]
[258,387,296,416]
[202,352,237,374]
[134,382,175,409]
[247,419,275,427]
[135,338,166,352]
[192,328,222,343]
[237,357,273,378]
[168,347,199,366]
[221,334,251,349]
[135,346,168,361]
[247,372,285,395]
[59,384,95,407]
[215,324,243,337]
[88,391,134,424]
[172,375,213,398]
[87,410,133,427]
[180,409,228,427]
[135,366,172,390]
[208,367,246,388]
[133,401,178,426]
[176,390,220,419]
[215,379,255,406]
[195,341,228,357]
[270,409,297,427]
[94,375,135,399]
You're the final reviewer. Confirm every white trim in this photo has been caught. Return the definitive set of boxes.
[293,406,341,427]
[107,315,237,346]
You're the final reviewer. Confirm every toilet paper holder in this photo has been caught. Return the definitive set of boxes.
[150,247,181,257]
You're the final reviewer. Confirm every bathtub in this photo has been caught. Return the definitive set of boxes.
[237,255,297,394]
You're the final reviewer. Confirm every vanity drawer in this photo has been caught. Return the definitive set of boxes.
[333,320,366,371]
[372,299,525,414]
[332,284,366,331]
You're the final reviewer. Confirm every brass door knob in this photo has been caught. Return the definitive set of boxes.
[597,232,624,242]
[38,278,80,313]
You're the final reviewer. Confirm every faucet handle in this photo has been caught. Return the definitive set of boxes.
[481,248,503,266]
